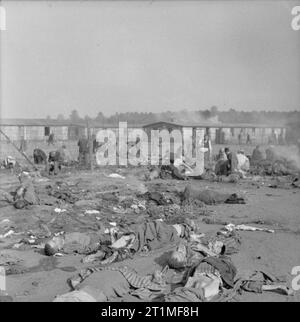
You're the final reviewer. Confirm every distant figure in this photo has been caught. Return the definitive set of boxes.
[216,148,228,161]
[265,146,276,162]
[48,151,62,175]
[214,148,228,175]
[246,133,252,145]
[251,145,264,165]
[92,134,99,154]
[270,131,278,145]
[268,135,273,145]
[57,144,72,164]
[274,131,279,145]
[227,150,239,173]
[203,134,212,165]
[19,137,27,152]
[48,133,55,145]
[78,135,89,166]
[236,149,250,172]
[278,132,285,145]
[215,147,235,176]
[33,148,47,164]
[238,132,242,145]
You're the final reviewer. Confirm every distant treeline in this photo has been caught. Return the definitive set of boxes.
[54,107,300,126]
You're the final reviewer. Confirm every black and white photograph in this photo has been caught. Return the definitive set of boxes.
[0,0,300,305]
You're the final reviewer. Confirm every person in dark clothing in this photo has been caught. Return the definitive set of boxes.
[48,150,62,175]
[92,135,99,154]
[215,147,237,176]
[78,136,89,166]
[20,137,27,152]
[278,132,285,145]
[238,132,242,145]
[160,152,186,180]
[203,134,212,165]
[246,134,252,145]
[33,148,47,164]
[251,145,264,165]
[47,133,55,145]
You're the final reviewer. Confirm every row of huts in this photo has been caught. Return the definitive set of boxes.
[0,119,287,145]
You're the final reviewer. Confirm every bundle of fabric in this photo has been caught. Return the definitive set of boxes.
[166,257,237,302]
[251,146,265,165]
[128,220,181,253]
[68,265,169,301]
[182,185,246,205]
[53,286,107,302]
[200,231,242,255]
[160,164,186,180]
[13,179,39,209]
[240,270,292,295]
[236,153,250,172]
[144,191,170,206]
[45,183,79,204]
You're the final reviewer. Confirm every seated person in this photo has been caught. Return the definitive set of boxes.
[33,148,47,164]
[236,149,250,172]
[48,150,62,175]
[251,145,264,165]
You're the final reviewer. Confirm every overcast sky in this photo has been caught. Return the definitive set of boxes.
[1,0,300,119]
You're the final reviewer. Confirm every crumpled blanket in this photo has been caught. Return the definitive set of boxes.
[129,221,181,253]
[144,192,169,206]
[53,286,107,302]
[165,286,205,302]
[182,186,245,205]
[45,183,79,204]
[200,230,242,255]
[160,164,186,180]
[13,180,40,209]
[77,270,131,300]
[188,256,237,288]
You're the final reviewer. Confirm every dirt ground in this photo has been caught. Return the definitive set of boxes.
[1,165,300,302]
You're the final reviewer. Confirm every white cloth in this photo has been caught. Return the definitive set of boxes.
[236,153,250,171]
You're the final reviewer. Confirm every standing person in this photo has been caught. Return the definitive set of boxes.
[20,137,27,153]
[48,150,62,175]
[77,135,89,167]
[238,132,242,145]
[48,133,55,145]
[57,144,72,165]
[92,134,98,154]
[278,131,285,145]
[203,134,212,166]
[246,133,252,145]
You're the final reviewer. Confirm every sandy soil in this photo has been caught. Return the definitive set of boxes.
[1,167,300,302]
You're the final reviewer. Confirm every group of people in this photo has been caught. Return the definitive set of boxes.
[32,133,100,175]
[214,147,250,176]
[251,144,279,164]
[238,133,252,145]
[33,145,72,175]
